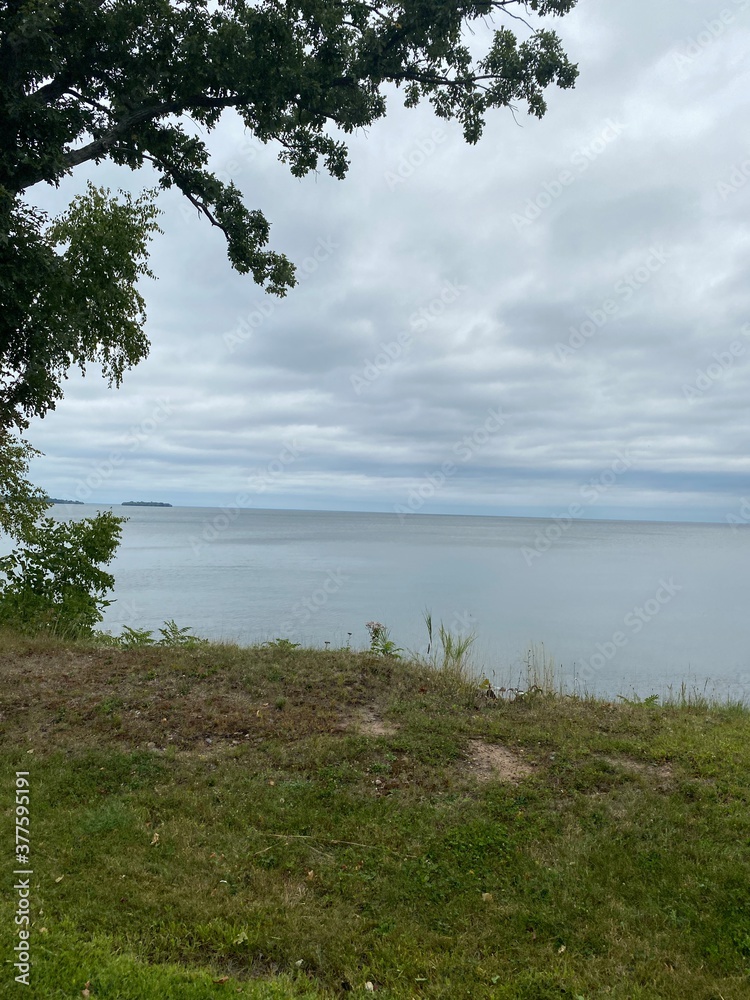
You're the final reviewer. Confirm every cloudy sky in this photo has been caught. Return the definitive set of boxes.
[25,0,750,522]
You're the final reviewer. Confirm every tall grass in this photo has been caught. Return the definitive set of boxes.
[521,641,558,692]
[414,619,560,701]
[419,608,477,682]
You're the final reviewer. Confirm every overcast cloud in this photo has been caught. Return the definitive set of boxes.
[24,0,750,522]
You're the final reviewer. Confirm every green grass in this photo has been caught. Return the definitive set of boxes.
[1,628,750,998]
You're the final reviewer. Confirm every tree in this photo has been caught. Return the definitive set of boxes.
[1,184,161,429]
[1,0,579,426]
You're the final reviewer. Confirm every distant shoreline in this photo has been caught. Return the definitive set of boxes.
[121,501,173,507]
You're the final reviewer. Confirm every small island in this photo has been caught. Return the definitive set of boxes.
[47,498,84,505]
[121,501,173,507]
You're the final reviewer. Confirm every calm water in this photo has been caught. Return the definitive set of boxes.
[37,505,750,701]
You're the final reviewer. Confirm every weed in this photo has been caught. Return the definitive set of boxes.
[366,620,403,658]
[158,619,209,648]
[118,625,156,648]
[618,692,660,707]
[263,638,301,652]
[419,609,477,682]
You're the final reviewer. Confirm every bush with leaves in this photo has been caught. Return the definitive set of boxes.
[0,432,124,638]
[0,509,123,638]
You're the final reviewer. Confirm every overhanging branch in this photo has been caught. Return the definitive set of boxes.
[140,152,230,241]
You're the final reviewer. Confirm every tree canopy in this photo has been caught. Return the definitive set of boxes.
[1,0,579,427]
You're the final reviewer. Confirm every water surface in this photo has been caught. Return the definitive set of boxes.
[39,505,749,702]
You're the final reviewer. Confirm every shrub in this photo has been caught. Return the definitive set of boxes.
[0,507,123,638]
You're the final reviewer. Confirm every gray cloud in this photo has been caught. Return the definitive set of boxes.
[21,0,750,521]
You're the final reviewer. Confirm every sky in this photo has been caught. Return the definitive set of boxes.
[24,0,750,522]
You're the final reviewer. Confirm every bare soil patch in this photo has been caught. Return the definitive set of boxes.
[465,739,534,783]
[350,707,398,737]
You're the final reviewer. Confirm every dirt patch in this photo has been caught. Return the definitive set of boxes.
[599,755,673,789]
[465,739,534,783]
[350,707,398,738]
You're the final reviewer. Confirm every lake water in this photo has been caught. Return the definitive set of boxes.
[32,505,750,701]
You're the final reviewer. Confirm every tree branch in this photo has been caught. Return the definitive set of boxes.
[29,75,74,104]
[60,94,247,173]
[140,152,230,241]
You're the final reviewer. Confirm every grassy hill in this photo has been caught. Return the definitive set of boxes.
[1,630,749,998]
